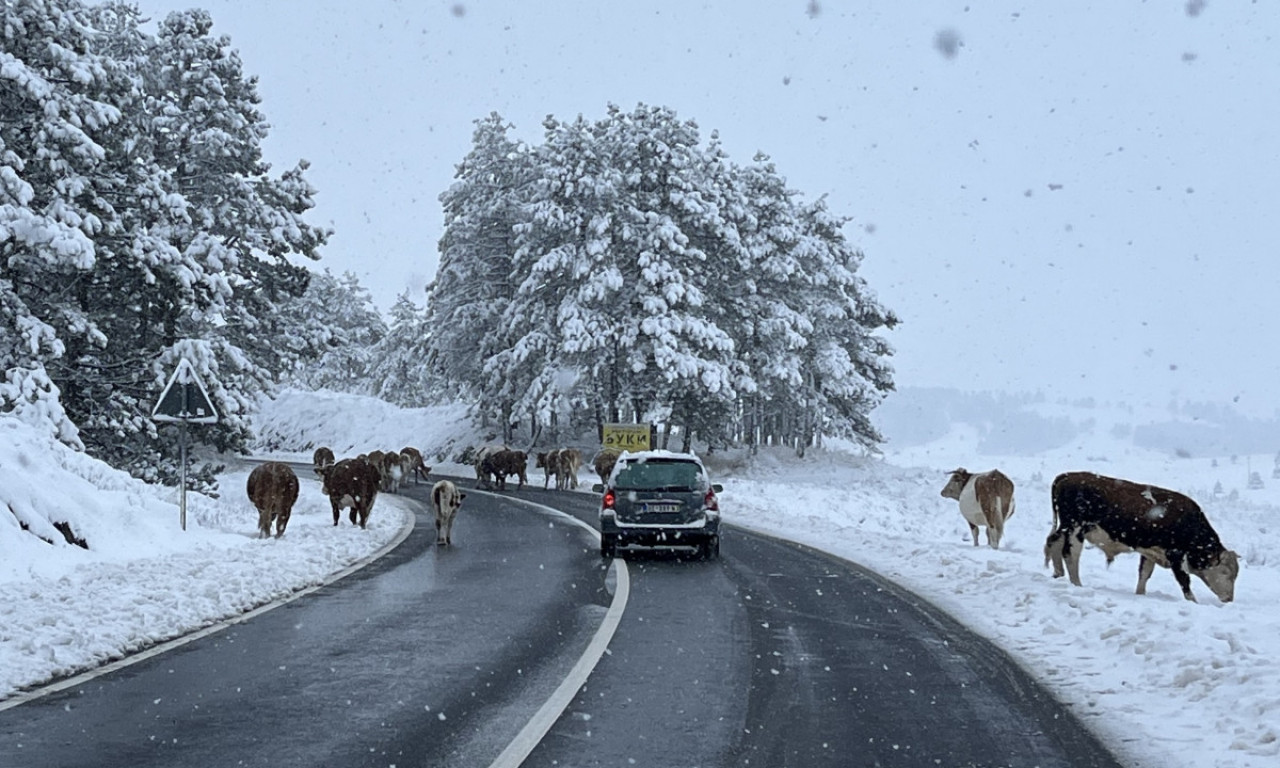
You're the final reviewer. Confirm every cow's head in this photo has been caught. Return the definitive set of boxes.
[1192,549,1240,603]
[940,468,972,500]
[317,463,335,496]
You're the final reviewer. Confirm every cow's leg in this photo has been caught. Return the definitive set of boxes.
[276,511,290,538]
[1064,529,1086,586]
[435,516,445,545]
[988,521,1002,550]
[331,501,341,527]
[968,523,980,546]
[1136,556,1156,595]
[257,509,271,538]
[1170,556,1197,601]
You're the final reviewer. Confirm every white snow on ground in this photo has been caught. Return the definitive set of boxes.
[2,388,1277,767]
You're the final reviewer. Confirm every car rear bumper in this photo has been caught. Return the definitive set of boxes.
[600,512,720,547]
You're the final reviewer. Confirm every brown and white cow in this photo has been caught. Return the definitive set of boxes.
[318,457,381,529]
[431,479,466,546]
[312,446,335,478]
[400,446,430,485]
[1044,471,1239,603]
[940,468,1016,549]
[481,449,528,491]
[247,462,300,538]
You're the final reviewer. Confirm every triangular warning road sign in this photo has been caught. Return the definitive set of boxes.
[152,359,219,424]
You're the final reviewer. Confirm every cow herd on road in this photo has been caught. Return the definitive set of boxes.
[245,445,463,546]
[244,444,620,548]
[940,467,1240,603]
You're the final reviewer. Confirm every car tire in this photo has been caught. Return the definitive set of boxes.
[701,535,720,560]
[600,534,618,559]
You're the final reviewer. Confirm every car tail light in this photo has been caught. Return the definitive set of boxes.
[704,489,719,512]
[602,489,616,510]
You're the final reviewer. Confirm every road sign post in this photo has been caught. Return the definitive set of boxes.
[151,358,219,530]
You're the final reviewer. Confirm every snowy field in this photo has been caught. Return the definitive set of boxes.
[2,389,1277,767]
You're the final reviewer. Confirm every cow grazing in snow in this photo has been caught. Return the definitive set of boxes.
[1045,471,1239,603]
[431,479,466,546]
[312,446,335,478]
[400,446,430,485]
[247,462,299,538]
[319,457,380,529]
[940,468,1016,549]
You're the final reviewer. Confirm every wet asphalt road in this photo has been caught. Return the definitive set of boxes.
[0,474,1127,768]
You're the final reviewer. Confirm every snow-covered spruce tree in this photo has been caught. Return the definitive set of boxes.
[424,113,536,424]
[0,0,124,446]
[286,269,388,394]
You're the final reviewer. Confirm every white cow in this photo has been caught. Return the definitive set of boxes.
[431,480,466,546]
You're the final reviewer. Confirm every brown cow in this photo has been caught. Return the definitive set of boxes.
[431,479,466,546]
[536,450,561,490]
[593,448,622,484]
[319,457,380,529]
[400,446,430,485]
[247,462,299,538]
[940,468,1016,549]
[481,449,528,490]
[312,446,335,478]
[1045,471,1239,603]
[471,444,507,487]
[377,450,405,493]
[556,448,582,490]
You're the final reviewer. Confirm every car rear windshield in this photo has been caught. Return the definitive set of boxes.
[613,459,704,492]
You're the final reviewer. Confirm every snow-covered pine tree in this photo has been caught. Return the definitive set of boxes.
[0,0,126,446]
[425,113,535,421]
[786,196,898,454]
[109,9,327,477]
[368,291,431,407]
[513,105,738,441]
[287,269,388,394]
[426,103,898,455]
[3,3,330,484]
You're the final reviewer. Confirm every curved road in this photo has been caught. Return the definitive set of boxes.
[0,474,1127,768]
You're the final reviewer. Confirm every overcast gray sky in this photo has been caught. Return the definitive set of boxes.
[138,1,1280,413]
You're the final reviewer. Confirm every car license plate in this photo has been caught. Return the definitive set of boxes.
[644,503,680,514]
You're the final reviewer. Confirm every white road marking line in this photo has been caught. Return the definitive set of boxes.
[472,489,629,768]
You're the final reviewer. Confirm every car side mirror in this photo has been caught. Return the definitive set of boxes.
[712,483,724,493]
[592,483,604,494]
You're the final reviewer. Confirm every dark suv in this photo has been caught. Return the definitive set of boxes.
[594,450,723,559]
